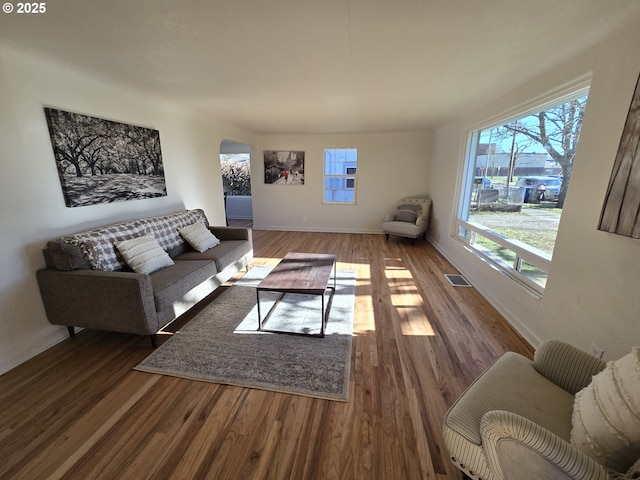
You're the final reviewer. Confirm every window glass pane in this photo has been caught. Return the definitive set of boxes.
[470,235,514,270]
[324,148,357,204]
[457,89,588,291]
[518,260,548,288]
[324,178,355,202]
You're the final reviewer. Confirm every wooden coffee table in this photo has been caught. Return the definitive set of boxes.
[256,252,336,337]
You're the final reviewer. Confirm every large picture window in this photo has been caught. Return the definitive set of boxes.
[324,148,357,204]
[456,85,589,293]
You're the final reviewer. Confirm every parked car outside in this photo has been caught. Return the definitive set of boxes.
[515,176,562,203]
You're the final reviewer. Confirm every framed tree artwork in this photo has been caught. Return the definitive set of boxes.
[44,107,167,207]
[599,72,640,239]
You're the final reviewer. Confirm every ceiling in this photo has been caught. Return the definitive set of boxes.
[1,0,638,134]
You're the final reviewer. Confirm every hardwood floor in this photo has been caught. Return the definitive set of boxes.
[0,230,533,480]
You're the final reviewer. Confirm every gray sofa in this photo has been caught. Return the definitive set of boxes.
[37,209,253,347]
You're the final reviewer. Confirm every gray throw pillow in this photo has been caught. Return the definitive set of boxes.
[394,204,420,223]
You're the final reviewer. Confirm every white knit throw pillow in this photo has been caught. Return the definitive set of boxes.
[571,346,640,473]
[178,222,220,252]
[114,236,174,275]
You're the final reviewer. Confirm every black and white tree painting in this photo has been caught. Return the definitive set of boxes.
[44,108,167,207]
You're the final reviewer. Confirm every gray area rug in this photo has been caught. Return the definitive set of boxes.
[135,265,356,401]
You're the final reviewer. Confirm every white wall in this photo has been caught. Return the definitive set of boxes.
[253,132,431,233]
[0,45,254,374]
[428,16,640,360]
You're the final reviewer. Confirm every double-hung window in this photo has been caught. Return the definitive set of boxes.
[324,148,357,204]
[456,82,589,294]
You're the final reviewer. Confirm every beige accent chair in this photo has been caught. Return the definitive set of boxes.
[443,340,640,480]
[382,197,432,243]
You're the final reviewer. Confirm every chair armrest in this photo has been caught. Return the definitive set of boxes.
[417,199,432,226]
[36,268,159,335]
[533,340,606,394]
[209,226,251,242]
[481,411,611,480]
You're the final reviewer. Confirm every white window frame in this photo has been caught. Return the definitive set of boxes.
[454,76,591,296]
[323,148,358,205]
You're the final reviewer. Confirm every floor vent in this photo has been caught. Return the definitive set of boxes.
[444,274,472,287]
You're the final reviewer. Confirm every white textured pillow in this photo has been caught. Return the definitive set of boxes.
[178,222,220,252]
[114,236,174,274]
[571,346,640,473]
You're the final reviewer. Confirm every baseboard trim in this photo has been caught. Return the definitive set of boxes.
[253,225,384,235]
[0,325,70,375]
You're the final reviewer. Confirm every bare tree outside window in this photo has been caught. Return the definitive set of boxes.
[502,96,587,208]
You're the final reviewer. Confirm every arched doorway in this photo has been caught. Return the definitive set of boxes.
[219,139,253,227]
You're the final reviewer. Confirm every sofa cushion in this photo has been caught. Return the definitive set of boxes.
[571,346,640,473]
[175,240,252,272]
[178,222,220,252]
[149,260,218,312]
[114,236,175,275]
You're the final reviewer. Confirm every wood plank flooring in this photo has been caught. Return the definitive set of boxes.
[0,230,533,480]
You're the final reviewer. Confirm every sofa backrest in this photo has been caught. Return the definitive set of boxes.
[44,209,209,271]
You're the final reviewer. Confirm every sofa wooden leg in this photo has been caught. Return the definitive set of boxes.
[385,234,389,241]
[150,334,158,348]
[67,326,75,338]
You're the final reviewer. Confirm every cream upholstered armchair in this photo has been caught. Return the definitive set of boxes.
[443,340,640,480]
[382,197,432,243]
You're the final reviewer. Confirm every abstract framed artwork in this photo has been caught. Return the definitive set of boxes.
[44,107,167,207]
[263,150,305,185]
[599,72,640,239]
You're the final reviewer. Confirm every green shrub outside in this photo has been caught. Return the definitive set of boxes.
[221,161,251,196]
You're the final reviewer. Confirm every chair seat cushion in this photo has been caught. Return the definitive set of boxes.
[445,352,575,446]
[382,220,422,238]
